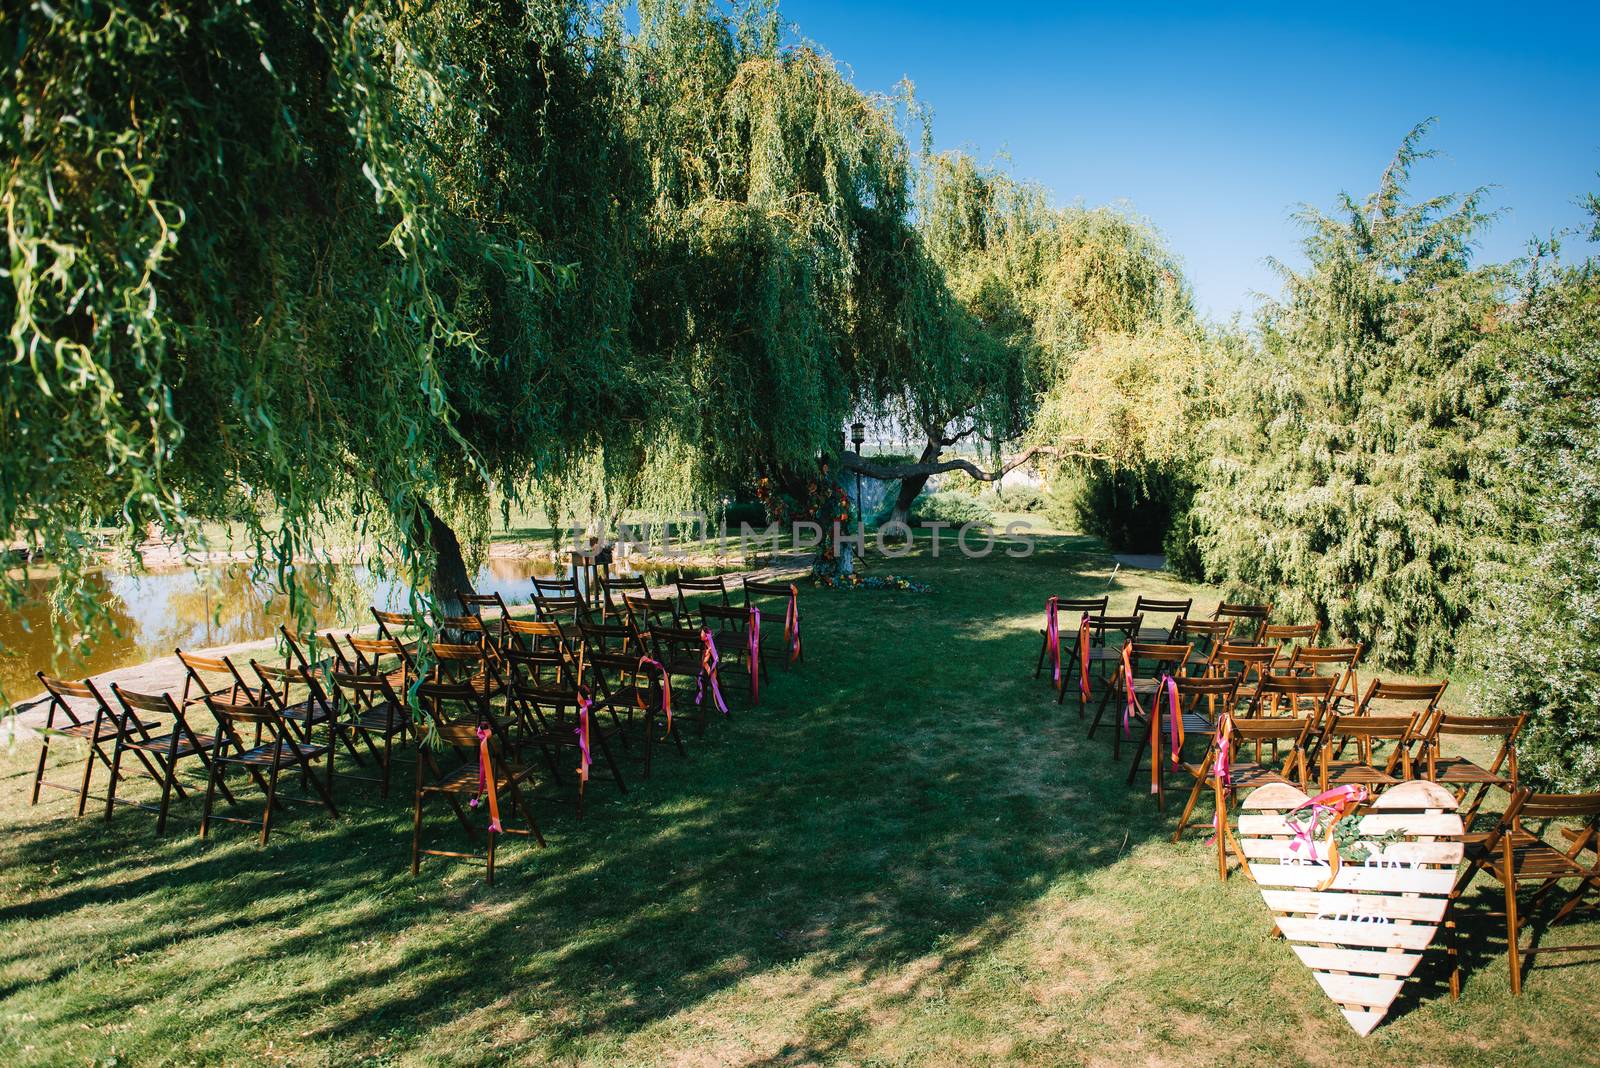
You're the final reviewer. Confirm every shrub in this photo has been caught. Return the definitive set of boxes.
[882,491,995,527]
[982,485,1046,513]
[1059,463,1186,554]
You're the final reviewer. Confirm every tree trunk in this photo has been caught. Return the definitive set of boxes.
[413,500,477,615]
[888,440,943,525]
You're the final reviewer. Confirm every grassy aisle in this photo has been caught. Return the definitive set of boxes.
[1,532,1596,1066]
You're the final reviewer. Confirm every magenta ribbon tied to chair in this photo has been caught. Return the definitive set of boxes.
[1154,672,1181,794]
[1120,643,1143,738]
[1285,783,1369,887]
[637,656,671,734]
[747,606,762,704]
[574,690,593,784]
[696,627,729,715]
[784,583,801,662]
[1206,714,1235,844]
[1044,596,1061,687]
[473,721,503,833]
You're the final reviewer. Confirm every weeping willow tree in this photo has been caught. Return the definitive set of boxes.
[1184,123,1514,670]
[1475,206,1600,790]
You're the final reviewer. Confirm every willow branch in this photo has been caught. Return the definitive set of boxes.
[838,444,1095,482]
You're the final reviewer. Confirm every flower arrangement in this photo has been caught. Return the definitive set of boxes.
[812,572,931,592]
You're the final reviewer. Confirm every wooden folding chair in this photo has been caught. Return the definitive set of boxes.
[600,575,650,625]
[31,673,160,817]
[699,602,767,705]
[325,665,414,797]
[251,660,366,767]
[1091,640,1191,758]
[620,606,721,735]
[570,604,638,657]
[1127,671,1236,810]
[1034,594,1107,685]
[1064,612,1142,715]
[1176,712,1316,879]
[105,686,235,833]
[583,647,684,779]
[200,693,337,845]
[1315,710,1421,793]
[1132,595,1192,643]
[501,629,628,815]
[410,689,544,885]
[1171,617,1233,672]
[533,589,585,623]
[428,641,505,702]
[1259,622,1321,670]
[175,648,257,715]
[676,574,732,615]
[1449,788,1600,994]
[1211,602,1273,643]
[1243,672,1337,725]
[457,591,517,646]
[743,578,804,667]
[370,608,426,655]
[344,634,417,695]
[1285,643,1363,714]
[280,626,351,676]
[1203,641,1278,691]
[1422,708,1525,828]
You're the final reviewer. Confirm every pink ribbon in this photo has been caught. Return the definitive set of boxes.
[1207,714,1235,844]
[638,656,671,734]
[1163,674,1182,769]
[695,628,729,715]
[1045,597,1061,686]
[784,584,801,662]
[1120,644,1143,738]
[748,606,762,704]
[574,691,593,783]
[1286,784,1369,865]
[1078,614,1092,700]
[475,723,502,833]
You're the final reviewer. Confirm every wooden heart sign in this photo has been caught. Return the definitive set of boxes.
[1238,779,1464,1036]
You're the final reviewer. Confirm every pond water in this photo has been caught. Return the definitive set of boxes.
[1,556,706,703]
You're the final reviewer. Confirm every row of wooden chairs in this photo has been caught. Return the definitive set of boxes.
[28,571,808,884]
[1029,594,1600,995]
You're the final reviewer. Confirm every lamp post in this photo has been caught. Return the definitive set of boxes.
[850,421,865,537]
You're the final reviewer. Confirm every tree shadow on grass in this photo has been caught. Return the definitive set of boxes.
[0,537,1201,1064]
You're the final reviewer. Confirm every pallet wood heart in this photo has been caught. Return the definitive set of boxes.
[1238,779,1464,1036]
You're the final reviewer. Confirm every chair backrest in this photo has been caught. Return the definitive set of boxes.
[110,685,182,723]
[35,672,114,730]
[1229,714,1315,744]
[416,716,495,752]
[1259,622,1320,649]
[428,641,496,685]
[504,616,564,649]
[414,679,490,725]
[176,647,254,706]
[534,576,580,598]
[1211,602,1272,640]
[534,593,583,621]
[1483,789,1600,861]
[1246,672,1336,720]
[438,613,495,649]
[676,575,730,612]
[624,593,680,629]
[742,577,800,611]
[1351,677,1445,718]
[251,660,331,716]
[202,693,282,732]
[1172,617,1233,643]
[344,634,411,672]
[1053,595,1110,618]
[280,626,349,675]
[1207,642,1278,678]
[371,608,424,645]
[699,603,748,629]
[1133,596,1192,633]
[1427,709,1526,781]
[1174,672,1243,703]
[1085,613,1143,644]
[328,668,404,710]
[456,592,512,642]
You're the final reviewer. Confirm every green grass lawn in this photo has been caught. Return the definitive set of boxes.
[2,529,1596,1066]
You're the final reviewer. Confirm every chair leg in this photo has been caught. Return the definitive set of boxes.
[1172,773,1207,843]
[29,729,51,805]
[411,790,424,875]
[154,751,177,836]
[1506,877,1523,995]
[261,762,281,846]
[76,741,100,817]
[200,761,220,839]
[104,738,125,821]
[1087,687,1112,739]
[485,825,496,886]
[1215,780,1229,880]
[1033,632,1047,679]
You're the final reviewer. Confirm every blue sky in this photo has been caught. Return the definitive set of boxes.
[778,2,1600,320]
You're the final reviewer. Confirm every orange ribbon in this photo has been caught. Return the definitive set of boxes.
[476,723,503,833]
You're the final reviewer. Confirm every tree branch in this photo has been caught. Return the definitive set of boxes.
[838,445,1087,483]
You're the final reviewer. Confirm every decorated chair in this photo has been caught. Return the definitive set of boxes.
[1034,594,1106,688]
[502,626,628,814]
[1064,612,1143,716]
[105,686,234,833]
[31,673,159,817]
[1174,710,1317,880]
[427,640,505,702]
[1128,671,1239,810]
[1449,788,1600,995]
[743,578,804,668]
[1091,640,1191,759]
[698,602,767,705]
[582,646,684,780]
[199,692,337,845]
[410,683,543,885]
